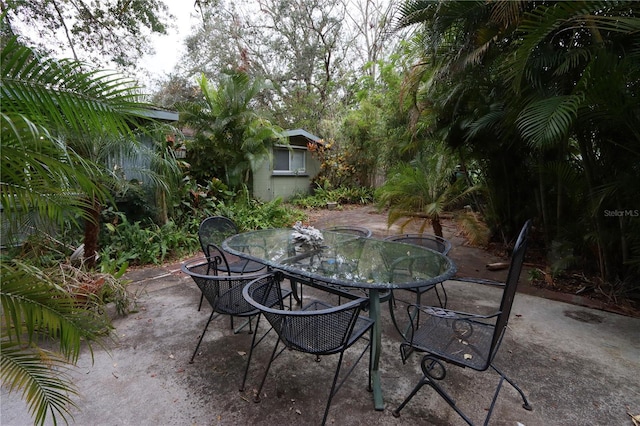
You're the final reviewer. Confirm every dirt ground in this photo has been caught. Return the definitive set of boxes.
[303,204,640,318]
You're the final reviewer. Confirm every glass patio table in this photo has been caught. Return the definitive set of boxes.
[223,228,457,410]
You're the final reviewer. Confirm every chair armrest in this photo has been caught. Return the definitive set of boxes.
[448,276,506,287]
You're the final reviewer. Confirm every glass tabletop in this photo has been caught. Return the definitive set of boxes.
[222,228,457,289]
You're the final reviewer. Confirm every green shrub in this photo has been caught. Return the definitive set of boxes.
[290,185,374,208]
[99,214,199,269]
[215,195,306,231]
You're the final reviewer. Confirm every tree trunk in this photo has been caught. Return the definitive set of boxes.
[431,218,443,238]
[83,198,102,269]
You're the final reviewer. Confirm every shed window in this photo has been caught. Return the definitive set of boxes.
[273,146,306,174]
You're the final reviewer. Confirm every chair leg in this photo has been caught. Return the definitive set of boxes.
[290,278,302,304]
[491,364,533,411]
[388,292,411,340]
[240,315,261,392]
[392,376,429,418]
[433,282,448,308]
[197,293,204,311]
[233,316,253,334]
[254,338,281,403]
[321,351,347,425]
[392,373,475,425]
[367,328,373,392]
[394,361,532,425]
[190,310,215,363]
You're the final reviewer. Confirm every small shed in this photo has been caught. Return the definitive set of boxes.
[252,129,322,201]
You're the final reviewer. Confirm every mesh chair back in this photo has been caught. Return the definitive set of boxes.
[244,277,370,355]
[385,234,451,255]
[323,226,373,238]
[198,216,239,258]
[490,219,532,355]
[183,260,266,316]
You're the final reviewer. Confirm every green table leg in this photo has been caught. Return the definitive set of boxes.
[369,289,384,410]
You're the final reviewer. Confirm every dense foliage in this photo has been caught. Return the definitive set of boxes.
[0,36,151,424]
[393,0,640,290]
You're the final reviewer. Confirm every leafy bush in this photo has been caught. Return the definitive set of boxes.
[215,192,306,231]
[99,213,199,268]
[290,184,374,208]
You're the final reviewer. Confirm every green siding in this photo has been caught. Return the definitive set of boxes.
[253,146,321,201]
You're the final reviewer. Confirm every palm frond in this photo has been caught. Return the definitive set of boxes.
[1,37,148,138]
[1,341,78,426]
[506,1,639,91]
[1,37,154,229]
[0,261,109,363]
[516,95,583,149]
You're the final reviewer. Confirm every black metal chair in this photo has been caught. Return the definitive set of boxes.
[322,225,373,238]
[196,216,265,310]
[243,274,375,426]
[392,220,533,425]
[385,234,452,338]
[181,260,291,393]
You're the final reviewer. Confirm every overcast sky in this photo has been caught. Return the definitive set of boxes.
[138,1,198,85]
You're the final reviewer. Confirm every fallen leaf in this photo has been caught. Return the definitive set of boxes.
[295,409,302,415]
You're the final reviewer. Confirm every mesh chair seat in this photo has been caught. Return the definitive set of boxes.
[281,300,375,355]
[187,261,261,316]
[385,233,453,338]
[405,308,495,371]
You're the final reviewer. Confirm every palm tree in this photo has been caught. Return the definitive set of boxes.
[1,37,156,425]
[394,0,640,284]
[178,70,281,190]
[376,146,478,237]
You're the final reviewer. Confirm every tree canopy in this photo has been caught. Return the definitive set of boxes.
[1,0,172,68]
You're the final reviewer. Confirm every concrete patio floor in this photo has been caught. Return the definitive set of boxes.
[2,208,639,425]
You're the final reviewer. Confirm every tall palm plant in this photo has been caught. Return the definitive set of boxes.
[1,36,155,266]
[1,37,155,424]
[376,146,479,237]
[395,0,640,284]
[178,71,281,189]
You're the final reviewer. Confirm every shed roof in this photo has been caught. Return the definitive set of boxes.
[282,128,321,143]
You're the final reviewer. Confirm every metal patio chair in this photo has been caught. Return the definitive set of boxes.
[243,274,375,426]
[391,220,533,425]
[385,234,452,338]
[196,216,266,310]
[181,260,291,392]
